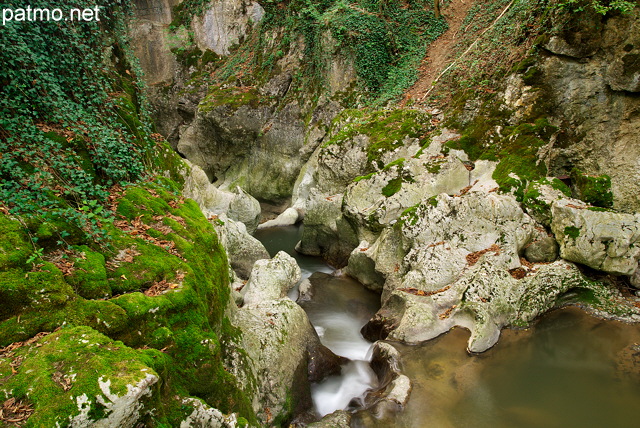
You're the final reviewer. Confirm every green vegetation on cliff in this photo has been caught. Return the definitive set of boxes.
[0,179,257,425]
[196,0,447,105]
[0,1,256,425]
[0,0,154,240]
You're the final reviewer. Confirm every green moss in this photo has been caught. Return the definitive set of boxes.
[324,108,431,168]
[66,246,110,300]
[0,214,31,270]
[0,326,160,427]
[353,172,376,182]
[0,298,129,347]
[424,157,446,174]
[0,180,256,424]
[399,203,423,226]
[550,177,571,197]
[571,169,613,208]
[382,158,406,171]
[199,85,262,112]
[564,226,581,240]
[0,263,73,323]
[445,135,486,161]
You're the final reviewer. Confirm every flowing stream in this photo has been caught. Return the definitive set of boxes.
[254,226,381,417]
[256,226,640,426]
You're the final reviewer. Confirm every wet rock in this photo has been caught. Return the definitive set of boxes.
[361,342,412,419]
[551,199,640,275]
[297,192,359,267]
[307,410,352,427]
[257,207,299,229]
[297,278,313,302]
[525,236,559,263]
[346,241,386,293]
[241,251,301,305]
[233,298,334,424]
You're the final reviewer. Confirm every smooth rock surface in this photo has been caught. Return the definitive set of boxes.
[551,199,640,276]
[241,251,301,306]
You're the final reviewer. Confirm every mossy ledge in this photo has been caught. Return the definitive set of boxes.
[0,178,257,426]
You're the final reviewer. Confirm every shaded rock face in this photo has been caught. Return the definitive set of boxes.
[192,1,265,56]
[539,12,640,212]
[131,2,355,207]
[177,99,331,205]
[130,0,181,85]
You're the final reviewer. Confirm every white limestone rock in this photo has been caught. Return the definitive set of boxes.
[182,160,261,233]
[551,199,640,276]
[241,251,301,306]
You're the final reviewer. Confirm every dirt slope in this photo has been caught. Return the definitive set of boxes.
[403,0,476,105]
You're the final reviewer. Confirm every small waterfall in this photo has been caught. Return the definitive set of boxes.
[254,225,380,417]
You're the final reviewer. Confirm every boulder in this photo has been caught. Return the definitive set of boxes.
[212,214,269,280]
[524,236,559,263]
[241,251,301,305]
[364,258,604,353]
[307,410,352,428]
[551,199,640,275]
[349,191,627,352]
[369,342,411,408]
[182,161,261,233]
[233,298,342,424]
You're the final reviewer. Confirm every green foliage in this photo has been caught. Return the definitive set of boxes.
[248,0,446,103]
[0,0,155,241]
[564,225,581,239]
[382,177,403,197]
[557,0,636,14]
[0,181,257,424]
[170,0,211,29]
[325,108,431,168]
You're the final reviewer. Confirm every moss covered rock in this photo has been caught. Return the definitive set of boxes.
[0,326,161,427]
[0,214,31,270]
